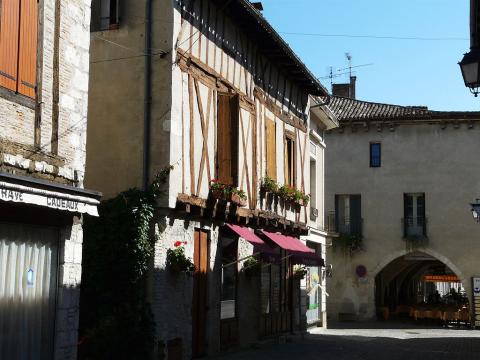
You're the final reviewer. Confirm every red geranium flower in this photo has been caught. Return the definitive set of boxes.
[174,241,182,247]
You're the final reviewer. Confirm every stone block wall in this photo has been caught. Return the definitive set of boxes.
[152,213,262,359]
[55,215,84,360]
[0,0,91,187]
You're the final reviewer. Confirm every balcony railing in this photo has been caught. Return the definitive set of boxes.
[324,211,362,237]
[402,216,427,239]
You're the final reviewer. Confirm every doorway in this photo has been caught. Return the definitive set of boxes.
[0,223,59,360]
[192,229,209,358]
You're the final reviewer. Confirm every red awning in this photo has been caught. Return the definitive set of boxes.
[225,224,278,262]
[261,230,325,267]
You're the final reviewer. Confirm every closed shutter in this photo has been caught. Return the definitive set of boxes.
[17,0,38,98]
[334,195,339,233]
[0,223,58,359]
[217,93,239,185]
[403,194,408,238]
[350,195,361,237]
[0,0,20,91]
[265,118,276,180]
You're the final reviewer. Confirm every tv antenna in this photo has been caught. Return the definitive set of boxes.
[321,53,373,89]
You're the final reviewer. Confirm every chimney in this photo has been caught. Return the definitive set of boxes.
[350,76,356,99]
[332,76,357,99]
[251,2,264,11]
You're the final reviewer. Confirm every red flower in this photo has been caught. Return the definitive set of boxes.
[174,241,182,247]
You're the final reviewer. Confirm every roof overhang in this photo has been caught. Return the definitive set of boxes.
[213,0,329,97]
[310,97,339,130]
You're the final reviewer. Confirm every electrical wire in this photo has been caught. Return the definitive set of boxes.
[279,31,469,42]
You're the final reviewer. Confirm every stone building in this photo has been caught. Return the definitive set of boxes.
[86,0,332,357]
[0,0,100,359]
[324,84,480,324]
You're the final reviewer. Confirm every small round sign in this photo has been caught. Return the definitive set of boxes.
[356,265,367,278]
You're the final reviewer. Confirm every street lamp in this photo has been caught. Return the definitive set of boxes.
[470,199,480,222]
[459,49,480,97]
[459,0,480,96]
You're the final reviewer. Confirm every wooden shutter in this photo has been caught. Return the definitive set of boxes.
[0,0,20,92]
[265,118,276,181]
[217,93,239,185]
[350,195,362,237]
[334,195,339,233]
[17,0,38,98]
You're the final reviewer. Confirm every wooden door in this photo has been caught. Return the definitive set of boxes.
[192,229,209,358]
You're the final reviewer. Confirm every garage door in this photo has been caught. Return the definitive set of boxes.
[0,223,58,360]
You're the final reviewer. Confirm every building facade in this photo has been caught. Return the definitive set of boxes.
[0,0,100,359]
[325,93,480,323]
[86,0,332,357]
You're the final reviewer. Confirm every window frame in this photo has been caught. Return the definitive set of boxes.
[284,130,296,187]
[369,142,381,168]
[0,0,39,101]
[90,0,120,32]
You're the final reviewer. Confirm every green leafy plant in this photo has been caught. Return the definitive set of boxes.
[278,184,295,201]
[230,187,247,200]
[166,241,195,273]
[261,176,279,194]
[80,165,173,359]
[209,179,229,199]
[242,256,261,276]
[333,233,363,255]
[293,265,308,279]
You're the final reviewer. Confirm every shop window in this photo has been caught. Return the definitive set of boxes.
[221,237,237,319]
[0,0,38,98]
[91,0,120,32]
[370,142,381,167]
[217,93,239,185]
[284,132,296,187]
[335,194,362,236]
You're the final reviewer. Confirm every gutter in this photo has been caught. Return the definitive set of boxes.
[143,0,153,191]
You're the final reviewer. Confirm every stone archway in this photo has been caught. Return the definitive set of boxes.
[373,250,470,323]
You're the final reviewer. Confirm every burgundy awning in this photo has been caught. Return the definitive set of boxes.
[261,230,325,267]
[225,224,278,262]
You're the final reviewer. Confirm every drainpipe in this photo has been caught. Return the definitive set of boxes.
[143,0,153,191]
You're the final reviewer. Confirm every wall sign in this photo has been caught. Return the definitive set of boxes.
[356,265,367,278]
[472,277,480,327]
[0,182,99,216]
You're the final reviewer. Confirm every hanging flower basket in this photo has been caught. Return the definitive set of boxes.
[242,257,261,277]
[293,265,308,280]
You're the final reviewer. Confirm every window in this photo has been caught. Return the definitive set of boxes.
[284,132,296,187]
[403,193,426,237]
[310,158,317,220]
[265,118,276,180]
[0,0,38,98]
[91,0,120,32]
[221,237,237,320]
[335,194,362,236]
[370,143,381,167]
[217,93,239,185]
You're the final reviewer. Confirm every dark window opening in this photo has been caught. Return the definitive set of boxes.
[403,193,426,238]
[91,0,120,32]
[284,133,296,187]
[370,143,381,167]
[334,194,362,237]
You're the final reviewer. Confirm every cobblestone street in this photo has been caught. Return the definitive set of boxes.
[211,323,480,360]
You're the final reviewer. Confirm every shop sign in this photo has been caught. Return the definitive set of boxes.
[0,184,98,216]
[472,277,480,327]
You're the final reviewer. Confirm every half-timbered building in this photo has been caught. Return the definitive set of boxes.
[86,0,331,357]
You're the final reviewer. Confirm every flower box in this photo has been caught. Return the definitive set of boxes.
[230,193,247,207]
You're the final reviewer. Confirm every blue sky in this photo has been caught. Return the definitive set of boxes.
[260,0,478,111]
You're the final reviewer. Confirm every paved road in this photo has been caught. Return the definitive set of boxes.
[211,323,480,360]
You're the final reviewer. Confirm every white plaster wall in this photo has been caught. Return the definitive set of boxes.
[325,123,480,320]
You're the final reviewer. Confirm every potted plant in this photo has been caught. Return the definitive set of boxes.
[261,176,279,194]
[293,265,308,280]
[166,241,196,273]
[230,188,247,207]
[242,257,261,277]
[209,179,228,200]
